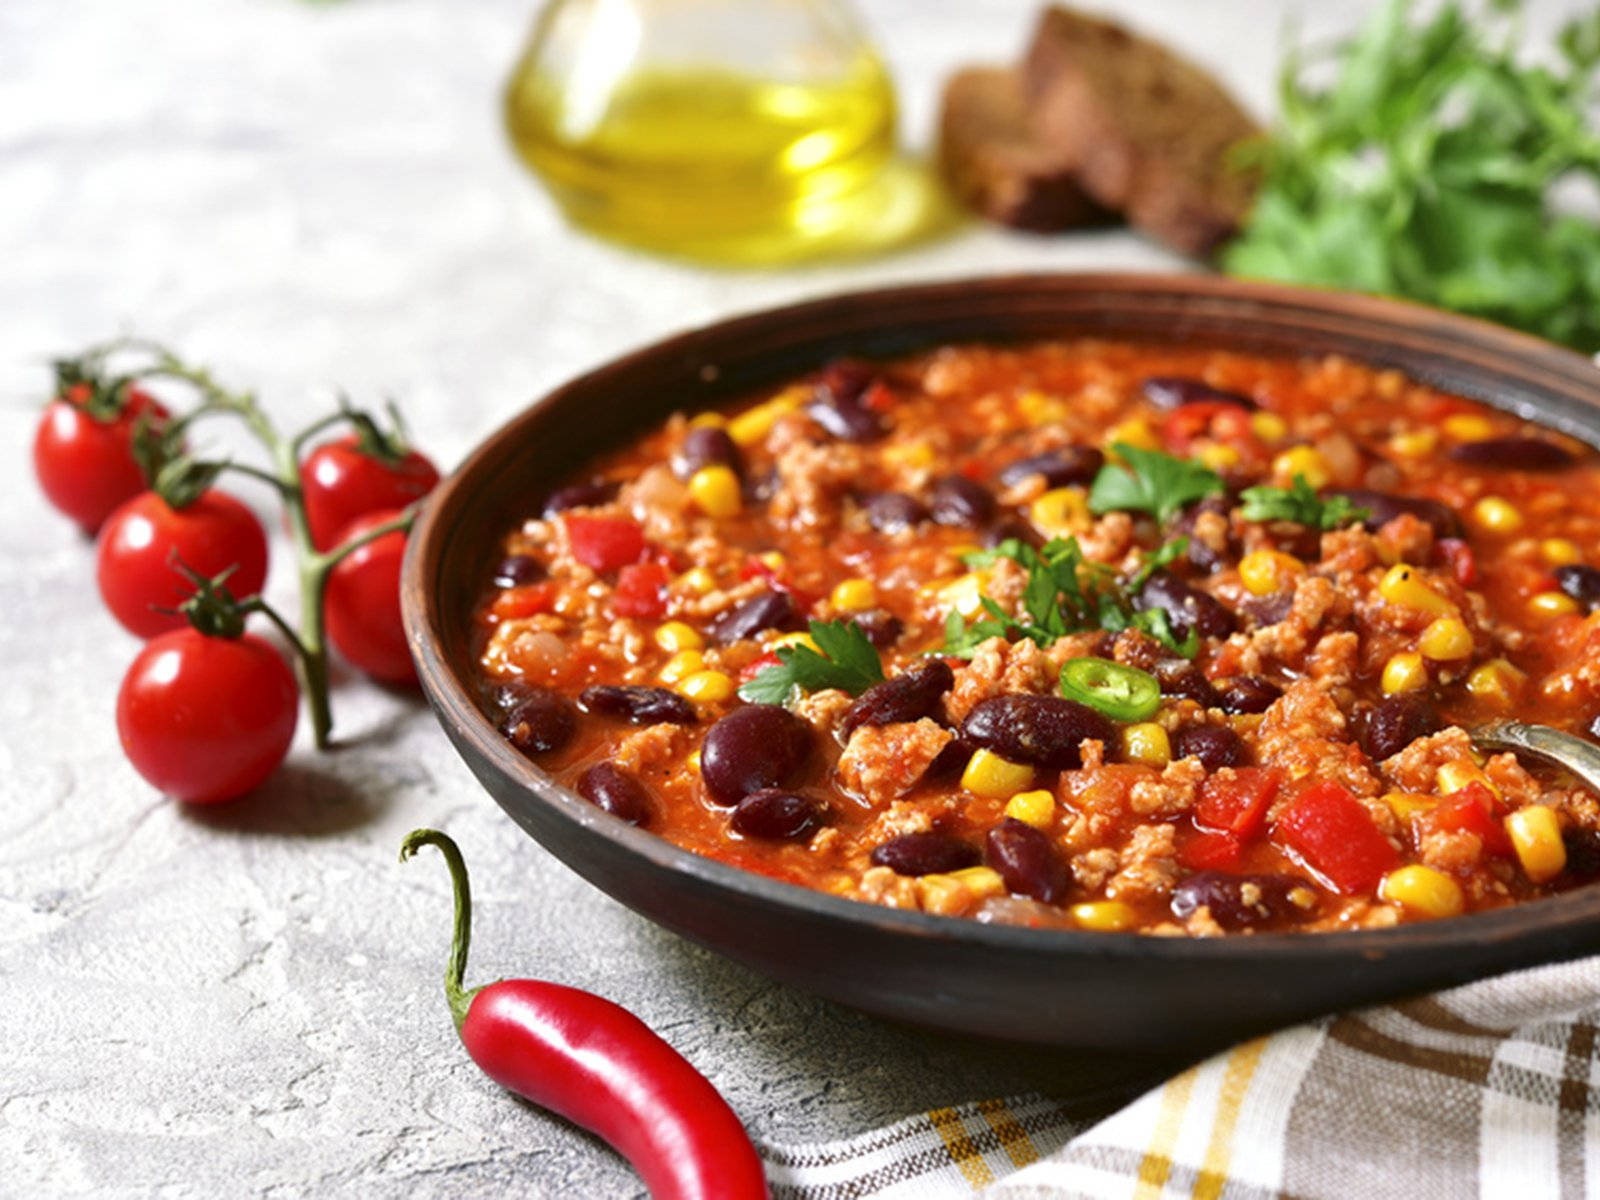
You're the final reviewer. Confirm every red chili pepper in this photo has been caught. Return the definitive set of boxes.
[401,830,769,1200]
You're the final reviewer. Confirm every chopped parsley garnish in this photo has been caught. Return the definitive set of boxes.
[738,619,884,705]
[1239,474,1371,530]
[940,536,1198,660]
[1088,444,1226,523]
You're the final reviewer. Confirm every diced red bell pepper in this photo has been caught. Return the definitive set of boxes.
[1437,539,1477,587]
[1161,402,1257,454]
[489,582,557,622]
[737,555,819,611]
[1417,782,1512,857]
[1178,828,1244,871]
[739,652,780,683]
[611,561,670,619]
[564,514,647,572]
[1275,781,1399,895]
[861,381,897,412]
[1195,767,1282,840]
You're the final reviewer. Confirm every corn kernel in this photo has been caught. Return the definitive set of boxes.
[936,572,989,618]
[1107,416,1159,452]
[1472,496,1522,535]
[1377,564,1455,615]
[1529,591,1580,618]
[1272,445,1331,489]
[961,749,1034,798]
[1238,549,1303,596]
[1071,901,1137,932]
[677,669,735,703]
[1250,412,1289,442]
[757,550,786,572]
[949,865,1007,900]
[915,874,966,914]
[1541,538,1583,566]
[654,621,703,653]
[658,649,705,684]
[676,566,716,595]
[769,630,818,653]
[688,411,725,429]
[1122,722,1172,767]
[687,749,701,772]
[1379,865,1465,919]
[727,390,801,446]
[1018,390,1068,423]
[1388,428,1439,459]
[882,440,935,471]
[1196,441,1242,471]
[1506,805,1566,883]
[1382,792,1436,821]
[1436,761,1496,797]
[1004,789,1057,828]
[1466,658,1524,705]
[1381,651,1428,695]
[830,578,877,612]
[1418,616,1473,661]
[1029,487,1091,537]
[688,465,742,518]
[1443,413,1494,441]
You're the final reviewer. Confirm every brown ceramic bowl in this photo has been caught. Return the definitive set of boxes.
[402,274,1600,1050]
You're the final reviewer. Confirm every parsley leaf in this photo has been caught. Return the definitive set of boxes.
[1239,474,1372,530]
[1088,444,1226,524]
[737,619,885,705]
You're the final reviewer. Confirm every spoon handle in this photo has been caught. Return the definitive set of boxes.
[1470,721,1600,793]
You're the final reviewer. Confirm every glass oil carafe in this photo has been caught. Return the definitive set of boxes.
[503,0,899,265]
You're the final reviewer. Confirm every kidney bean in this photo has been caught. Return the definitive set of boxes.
[1326,489,1462,539]
[1166,496,1237,574]
[501,688,577,756]
[1219,676,1282,715]
[925,736,974,781]
[1155,660,1220,708]
[1554,564,1600,612]
[870,830,980,876]
[929,475,995,527]
[1141,377,1257,411]
[731,789,822,840]
[743,466,780,504]
[841,659,954,737]
[492,554,545,588]
[670,426,742,480]
[962,694,1114,769]
[1354,693,1440,762]
[1562,827,1600,878]
[986,819,1071,904]
[996,447,1105,490]
[579,685,697,726]
[1240,592,1294,628]
[1171,871,1309,930]
[1449,436,1575,471]
[577,763,652,826]
[1136,570,1237,640]
[808,396,885,442]
[542,478,619,516]
[708,589,803,644]
[984,515,1044,549]
[816,359,876,408]
[864,491,928,534]
[1171,724,1246,770]
[851,609,904,648]
[700,704,813,805]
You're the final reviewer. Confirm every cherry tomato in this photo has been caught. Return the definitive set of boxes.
[32,383,170,535]
[97,490,269,638]
[324,510,415,684]
[117,628,299,803]
[302,434,439,551]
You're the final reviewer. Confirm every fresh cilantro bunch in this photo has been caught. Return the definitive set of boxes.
[1223,0,1600,352]
[941,537,1197,659]
[738,619,884,705]
[1239,475,1370,530]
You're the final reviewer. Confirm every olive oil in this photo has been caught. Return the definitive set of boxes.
[505,58,898,264]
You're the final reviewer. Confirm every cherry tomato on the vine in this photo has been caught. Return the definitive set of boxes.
[302,435,439,551]
[97,490,269,638]
[324,510,415,685]
[117,628,299,803]
[32,384,170,535]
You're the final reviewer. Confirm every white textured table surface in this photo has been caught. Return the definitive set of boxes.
[0,1,1583,1195]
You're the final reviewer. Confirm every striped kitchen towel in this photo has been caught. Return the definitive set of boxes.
[762,955,1600,1199]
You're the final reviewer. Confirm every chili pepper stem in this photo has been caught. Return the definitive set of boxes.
[399,828,481,1032]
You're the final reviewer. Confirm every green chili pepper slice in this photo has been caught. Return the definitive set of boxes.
[1058,657,1162,722]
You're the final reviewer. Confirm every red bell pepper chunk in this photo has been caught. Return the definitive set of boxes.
[1161,402,1257,454]
[564,514,647,572]
[489,582,558,622]
[1178,828,1244,871]
[738,651,780,683]
[611,561,670,619]
[1195,767,1282,841]
[1275,781,1399,894]
[1418,782,1512,857]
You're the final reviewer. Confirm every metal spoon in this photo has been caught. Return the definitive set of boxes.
[1471,721,1600,791]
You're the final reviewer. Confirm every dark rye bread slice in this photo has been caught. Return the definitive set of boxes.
[938,66,1112,233]
[1022,6,1261,257]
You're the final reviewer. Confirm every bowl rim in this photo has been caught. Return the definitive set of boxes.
[403,271,1600,964]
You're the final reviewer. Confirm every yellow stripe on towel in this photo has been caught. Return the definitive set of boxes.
[928,1106,995,1189]
[1194,1038,1268,1200]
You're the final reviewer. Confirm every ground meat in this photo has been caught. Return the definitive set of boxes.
[1079,511,1135,562]
[1110,629,1165,672]
[1256,680,1382,805]
[856,865,918,909]
[1106,824,1179,902]
[1417,828,1485,873]
[836,720,955,805]
[1126,756,1206,818]
[795,688,855,738]
[1071,846,1119,891]
[767,427,865,530]
[1374,512,1436,566]
[1305,630,1359,688]
[944,635,1055,722]
[612,723,692,779]
[1380,727,1480,795]
[1245,575,1351,668]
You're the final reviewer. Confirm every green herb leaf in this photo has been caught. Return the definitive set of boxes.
[737,619,885,705]
[1239,474,1372,530]
[1088,444,1226,524]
